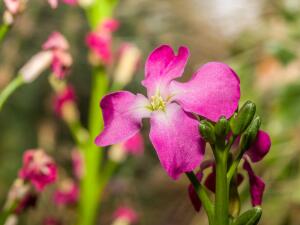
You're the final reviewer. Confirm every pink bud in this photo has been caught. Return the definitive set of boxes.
[113,206,138,224]
[19,149,57,191]
[114,43,141,87]
[20,51,53,83]
[123,132,144,155]
[4,0,20,14]
[47,0,58,8]
[53,179,79,206]
[43,32,72,79]
[53,85,76,117]
[71,149,84,180]
[86,18,119,66]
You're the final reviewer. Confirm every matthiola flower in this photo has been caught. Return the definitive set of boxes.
[86,19,119,66]
[43,32,72,79]
[108,132,144,162]
[19,149,57,191]
[54,179,79,205]
[113,206,138,225]
[188,130,271,211]
[96,45,240,179]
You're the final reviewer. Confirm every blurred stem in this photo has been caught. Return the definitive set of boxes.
[0,24,9,44]
[215,149,229,225]
[78,67,109,225]
[185,172,214,225]
[227,147,243,185]
[0,75,24,111]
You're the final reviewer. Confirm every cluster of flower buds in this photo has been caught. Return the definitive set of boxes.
[18,149,57,191]
[2,149,57,224]
[19,32,72,84]
[191,100,271,224]
[112,206,138,225]
[86,18,141,88]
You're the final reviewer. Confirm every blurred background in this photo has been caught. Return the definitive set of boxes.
[1,0,300,224]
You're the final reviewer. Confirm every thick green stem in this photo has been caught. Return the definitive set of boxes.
[0,75,24,111]
[186,172,214,224]
[215,150,229,225]
[77,68,109,225]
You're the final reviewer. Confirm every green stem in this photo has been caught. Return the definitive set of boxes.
[215,150,229,225]
[0,24,9,44]
[185,172,214,224]
[77,68,109,225]
[227,148,243,185]
[0,75,24,111]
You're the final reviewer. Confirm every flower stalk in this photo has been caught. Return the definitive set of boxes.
[0,75,24,111]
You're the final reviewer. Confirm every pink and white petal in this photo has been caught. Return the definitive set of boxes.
[142,45,189,98]
[4,0,20,14]
[43,32,69,50]
[246,130,271,163]
[95,91,151,146]
[48,0,58,8]
[149,103,205,180]
[170,62,240,122]
[243,159,265,206]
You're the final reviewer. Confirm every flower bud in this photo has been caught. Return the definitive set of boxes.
[199,120,216,144]
[233,207,262,225]
[113,207,138,225]
[230,101,256,135]
[114,43,141,88]
[239,116,261,152]
[215,116,229,148]
[229,175,241,218]
[19,51,53,83]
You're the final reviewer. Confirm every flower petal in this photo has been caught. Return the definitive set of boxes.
[142,45,189,98]
[149,103,205,179]
[170,62,240,122]
[95,91,150,146]
[243,159,265,206]
[246,130,271,163]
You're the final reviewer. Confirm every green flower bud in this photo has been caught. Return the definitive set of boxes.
[215,116,230,138]
[230,101,256,135]
[199,120,216,144]
[215,116,230,148]
[233,207,262,225]
[239,116,261,152]
[229,175,241,218]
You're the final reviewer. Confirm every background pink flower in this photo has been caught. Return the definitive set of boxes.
[54,180,79,206]
[113,206,138,224]
[19,150,57,191]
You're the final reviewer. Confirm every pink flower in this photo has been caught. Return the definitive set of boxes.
[123,132,144,155]
[113,206,138,224]
[4,0,20,14]
[188,130,271,211]
[86,19,119,66]
[54,179,79,205]
[71,149,84,180]
[53,85,76,116]
[43,32,72,79]
[95,45,240,179]
[19,149,57,191]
